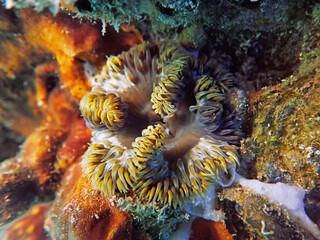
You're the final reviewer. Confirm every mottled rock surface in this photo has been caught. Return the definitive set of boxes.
[1,2,320,240]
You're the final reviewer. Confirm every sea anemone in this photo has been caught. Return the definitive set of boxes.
[80,40,242,208]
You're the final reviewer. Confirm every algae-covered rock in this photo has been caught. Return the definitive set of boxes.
[218,184,315,240]
[243,57,320,190]
[230,15,320,239]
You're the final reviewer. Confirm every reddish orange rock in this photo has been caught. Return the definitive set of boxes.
[4,204,51,240]
[45,163,133,240]
[0,125,66,224]
[47,88,80,128]
[35,61,59,109]
[0,106,40,137]
[20,9,142,101]
[190,218,233,240]
[0,8,49,79]
[34,61,82,129]
[56,119,92,170]
[19,125,66,182]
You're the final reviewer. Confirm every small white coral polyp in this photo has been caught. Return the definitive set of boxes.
[80,40,242,208]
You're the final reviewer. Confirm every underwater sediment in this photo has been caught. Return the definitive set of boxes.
[1,1,320,240]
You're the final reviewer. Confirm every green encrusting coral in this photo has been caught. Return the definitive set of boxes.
[75,0,202,37]
[4,0,319,53]
[116,196,189,239]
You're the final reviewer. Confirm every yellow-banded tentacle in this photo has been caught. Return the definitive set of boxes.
[82,141,136,196]
[151,41,189,116]
[211,65,234,93]
[94,42,156,106]
[190,55,234,93]
[138,157,212,208]
[130,123,194,208]
[138,170,189,208]
[189,101,224,126]
[188,137,240,183]
[188,57,205,78]
[80,87,127,131]
[189,74,226,130]
[94,55,124,85]
[130,127,168,204]
[209,111,243,145]
[82,142,111,179]
[132,124,167,169]
[82,124,167,200]
[190,73,242,144]
[133,169,193,208]
[194,75,225,105]
[120,41,153,83]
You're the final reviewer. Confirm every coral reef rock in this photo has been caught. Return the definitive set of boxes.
[45,163,133,240]
[4,204,51,240]
[1,1,320,240]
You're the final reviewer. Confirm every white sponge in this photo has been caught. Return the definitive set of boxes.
[235,174,320,240]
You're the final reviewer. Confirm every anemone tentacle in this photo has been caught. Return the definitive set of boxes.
[211,65,235,93]
[151,41,190,116]
[194,75,225,104]
[79,86,127,130]
[82,141,136,195]
[95,42,158,116]
[132,124,167,169]
[80,40,243,209]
